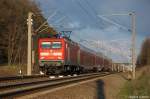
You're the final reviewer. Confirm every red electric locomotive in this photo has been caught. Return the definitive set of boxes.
[38,37,111,74]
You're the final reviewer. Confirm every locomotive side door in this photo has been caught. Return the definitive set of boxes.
[67,46,70,63]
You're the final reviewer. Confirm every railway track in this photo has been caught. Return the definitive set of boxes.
[0,72,111,98]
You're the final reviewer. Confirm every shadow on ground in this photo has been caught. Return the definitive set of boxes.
[96,80,105,99]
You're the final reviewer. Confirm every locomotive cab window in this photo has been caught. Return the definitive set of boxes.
[41,42,51,49]
[52,42,62,48]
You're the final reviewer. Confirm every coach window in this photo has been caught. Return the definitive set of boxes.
[52,42,62,48]
[41,42,51,49]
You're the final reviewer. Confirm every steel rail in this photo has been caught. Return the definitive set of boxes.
[0,72,107,88]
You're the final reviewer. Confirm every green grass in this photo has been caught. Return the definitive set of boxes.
[117,69,150,99]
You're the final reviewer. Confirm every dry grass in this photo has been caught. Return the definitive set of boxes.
[0,64,27,76]
[118,66,150,99]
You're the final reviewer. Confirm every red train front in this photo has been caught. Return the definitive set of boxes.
[38,38,66,74]
[39,38,65,65]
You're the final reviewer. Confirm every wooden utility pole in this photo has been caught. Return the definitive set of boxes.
[27,12,33,75]
[130,12,136,79]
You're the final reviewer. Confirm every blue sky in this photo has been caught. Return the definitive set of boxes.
[35,0,150,63]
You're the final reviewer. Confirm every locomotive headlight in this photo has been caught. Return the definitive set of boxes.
[53,52,62,56]
[58,57,62,59]
[40,57,44,59]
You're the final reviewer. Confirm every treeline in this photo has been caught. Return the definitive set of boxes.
[137,37,150,66]
[0,0,56,65]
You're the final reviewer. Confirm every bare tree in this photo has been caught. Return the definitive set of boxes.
[137,37,150,66]
[0,0,56,66]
